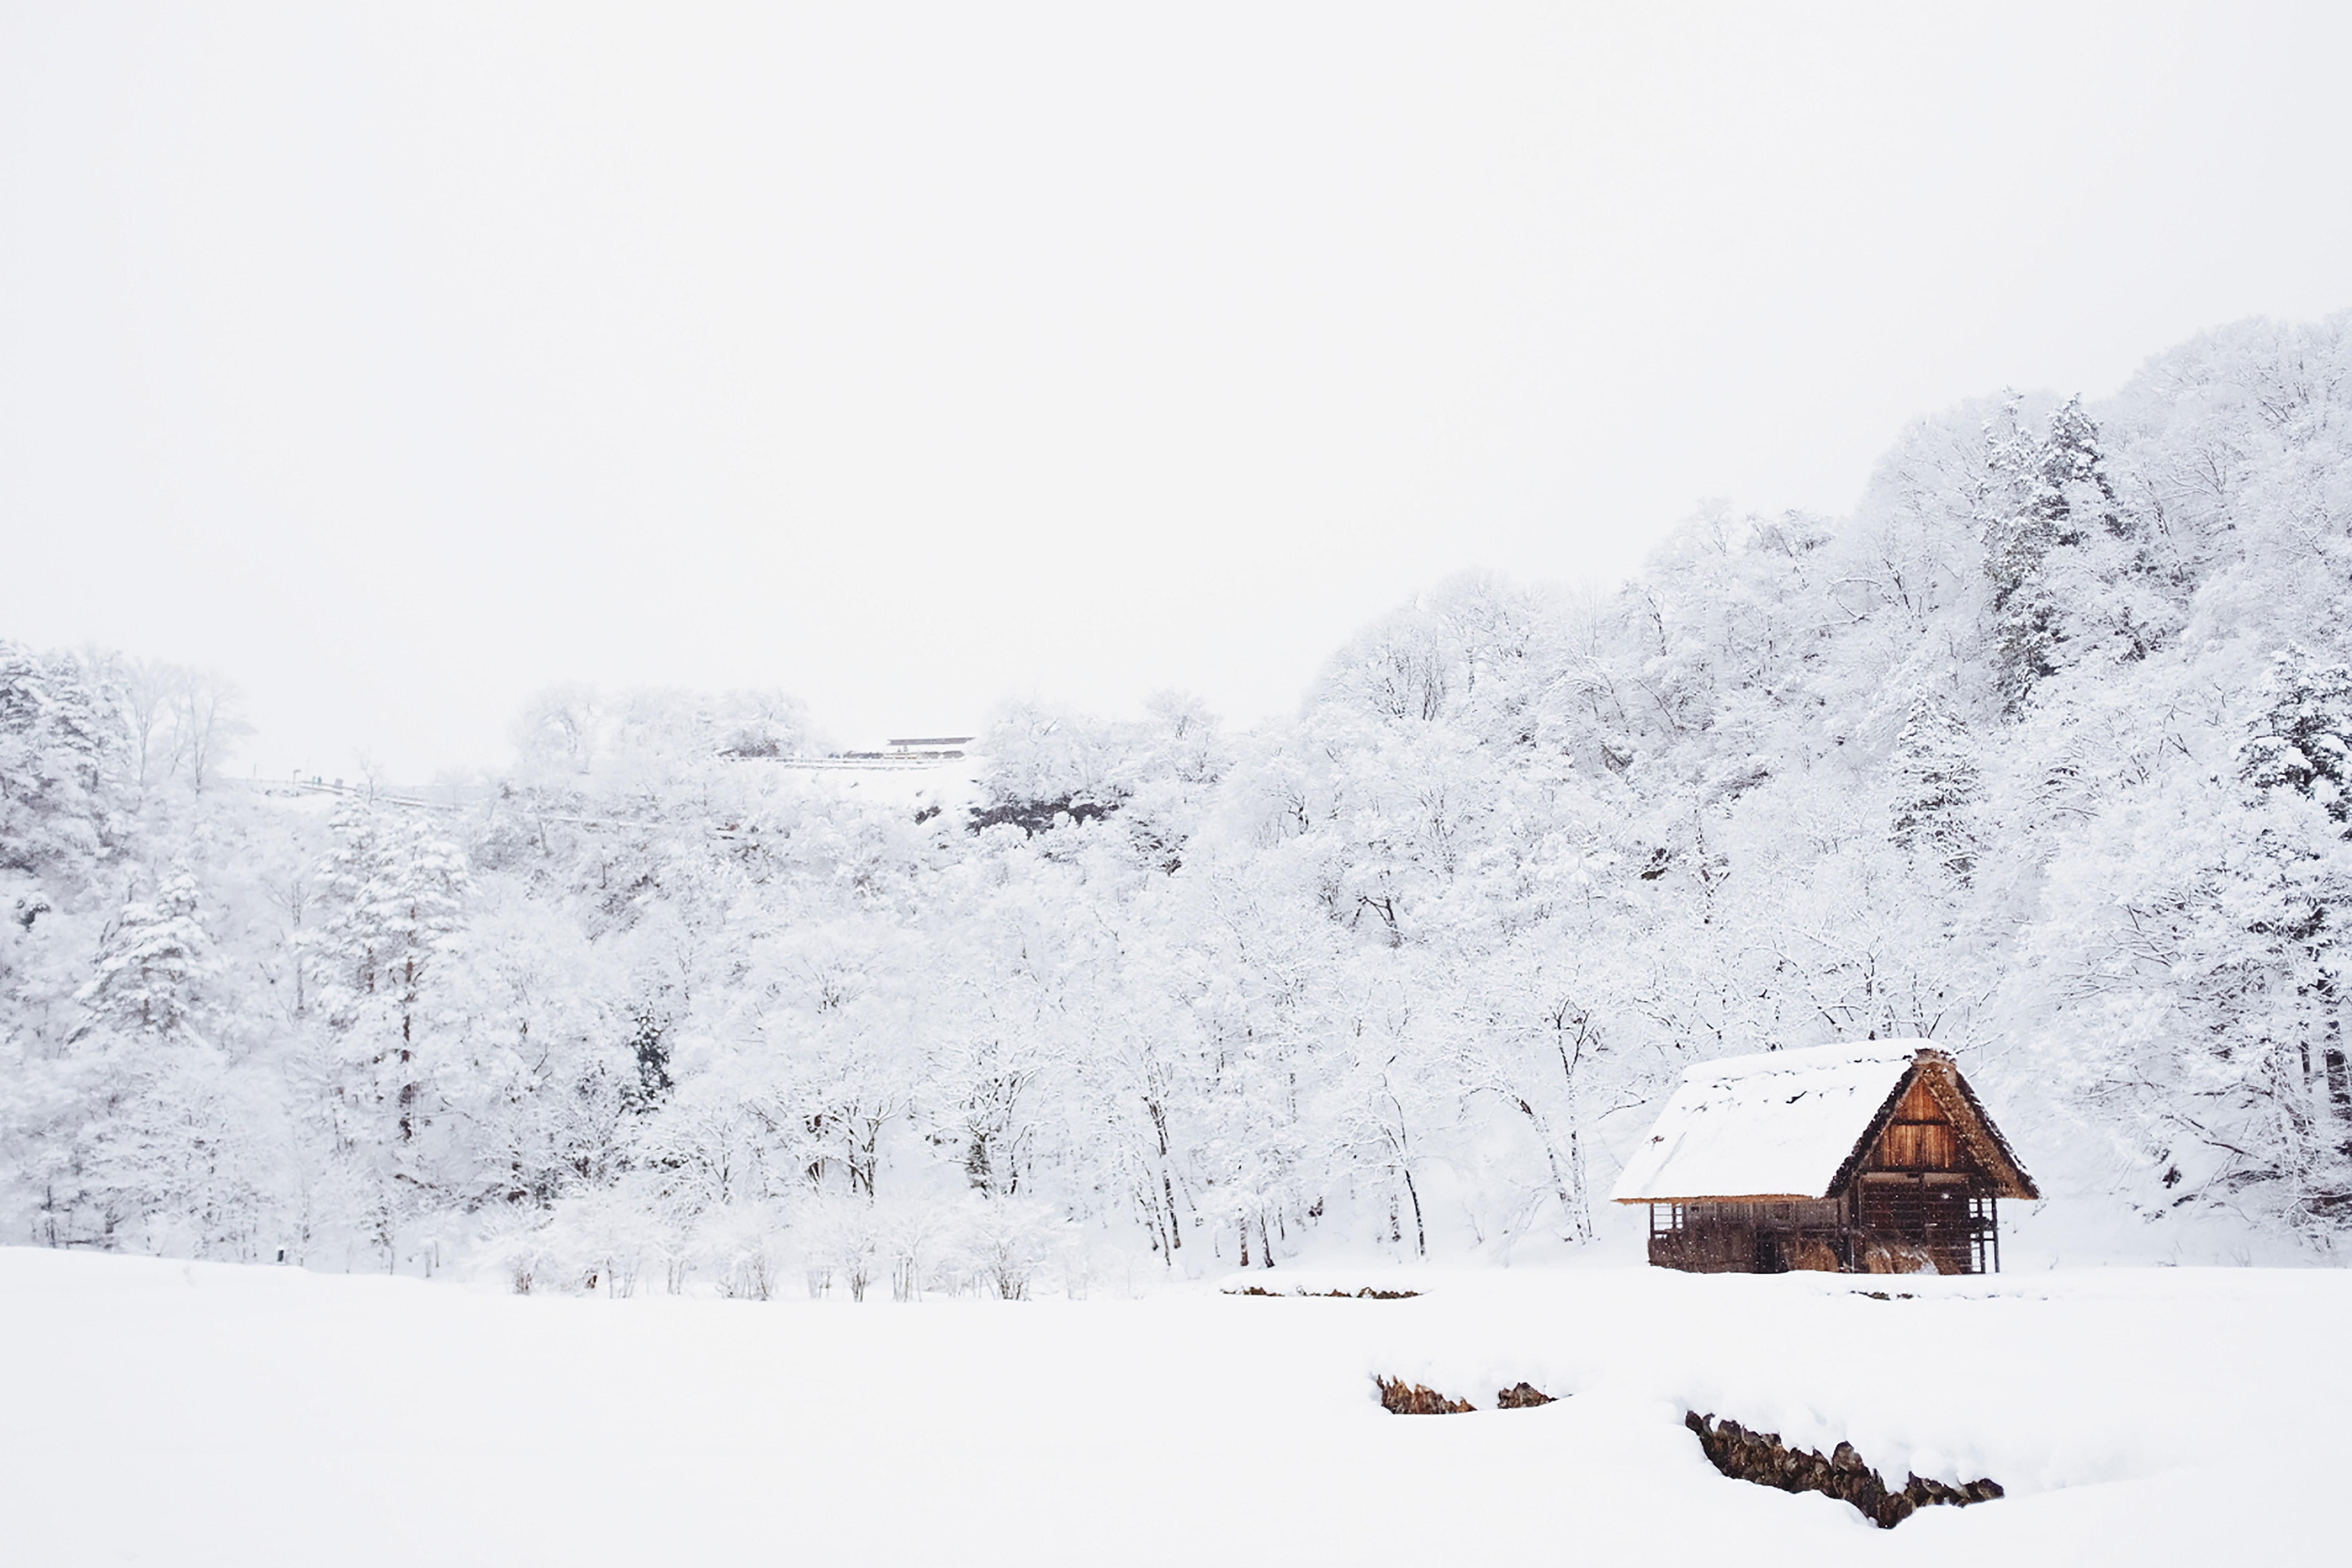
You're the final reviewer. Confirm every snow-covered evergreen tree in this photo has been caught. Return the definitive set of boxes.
[75,873,215,1042]
[2241,646,2352,824]
[1889,696,1980,881]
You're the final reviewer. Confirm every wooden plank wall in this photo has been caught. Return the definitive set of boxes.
[1866,1078,1966,1172]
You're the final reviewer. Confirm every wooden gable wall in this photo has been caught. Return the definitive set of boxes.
[1865,1076,1969,1174]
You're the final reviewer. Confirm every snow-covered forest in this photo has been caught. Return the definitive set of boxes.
[7,313,2352,1289]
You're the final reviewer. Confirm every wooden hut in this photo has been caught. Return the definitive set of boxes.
[1610,1041,2037,1275]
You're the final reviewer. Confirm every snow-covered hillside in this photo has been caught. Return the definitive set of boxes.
[2,1248,2338,1566]
[6,313,2352,1280]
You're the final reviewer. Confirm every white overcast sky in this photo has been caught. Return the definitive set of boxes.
[3,3,2349,779]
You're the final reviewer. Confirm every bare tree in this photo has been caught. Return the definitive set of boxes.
[168,670,253,795]
[75,649,180,799]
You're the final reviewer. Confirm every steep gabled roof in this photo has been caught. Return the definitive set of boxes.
[1609,1040,2036,1204]
[1835,1050,2039,1201]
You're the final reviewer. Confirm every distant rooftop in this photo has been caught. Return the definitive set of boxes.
[885,736,975,748]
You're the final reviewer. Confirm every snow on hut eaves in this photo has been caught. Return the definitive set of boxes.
[1611,1040,1929,1203]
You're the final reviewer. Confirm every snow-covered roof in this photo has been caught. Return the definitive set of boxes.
[1610,1040,1930,1203]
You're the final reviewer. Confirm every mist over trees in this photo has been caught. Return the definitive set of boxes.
[5,314,2351,1289]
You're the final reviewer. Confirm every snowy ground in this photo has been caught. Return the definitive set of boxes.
[3,1248,2339,1566]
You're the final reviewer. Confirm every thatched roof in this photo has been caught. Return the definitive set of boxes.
[1609,1040,2037,1204]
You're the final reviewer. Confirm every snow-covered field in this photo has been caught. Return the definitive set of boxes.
[4,1248,2338,1566]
